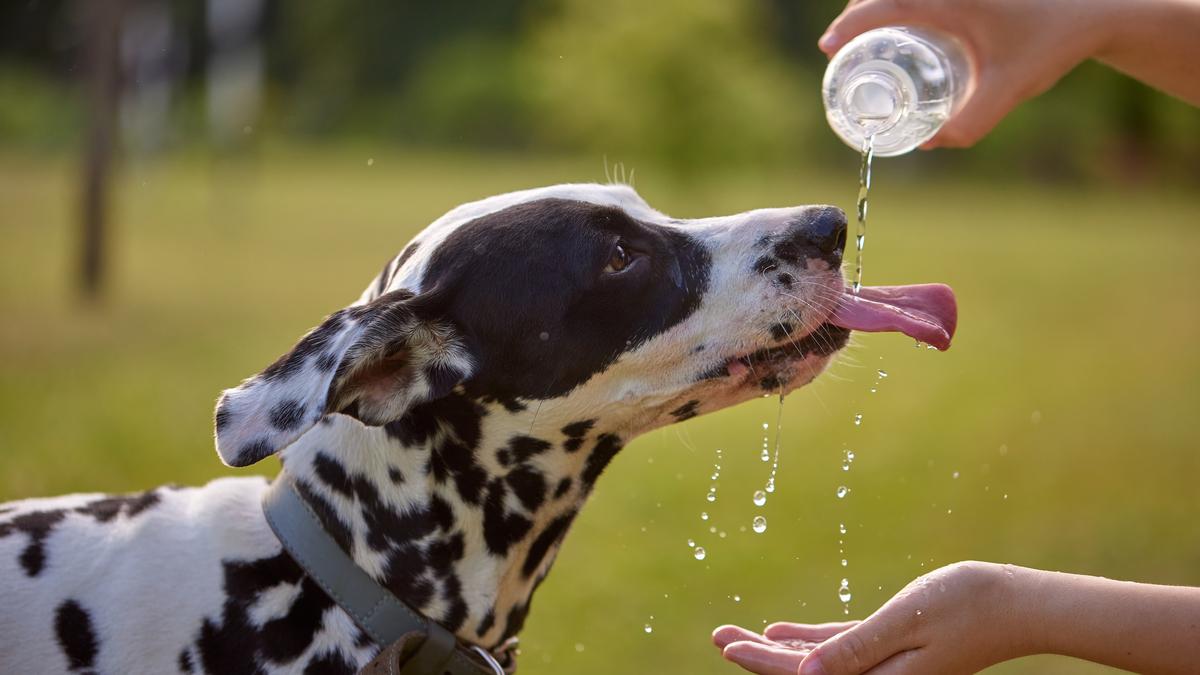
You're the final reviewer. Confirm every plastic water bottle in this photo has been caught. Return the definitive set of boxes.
[823,27,970,156]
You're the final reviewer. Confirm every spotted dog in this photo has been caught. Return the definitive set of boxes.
[0,184,955,674]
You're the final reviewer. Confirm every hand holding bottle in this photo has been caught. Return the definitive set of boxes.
[820,0,1200,149]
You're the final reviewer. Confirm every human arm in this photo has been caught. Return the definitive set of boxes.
[818,0,1200,148]
[712,561,1200,674]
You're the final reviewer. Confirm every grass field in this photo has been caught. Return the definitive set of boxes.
[1,146,1197,674]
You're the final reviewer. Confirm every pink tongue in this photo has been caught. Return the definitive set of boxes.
[829,284,958,351]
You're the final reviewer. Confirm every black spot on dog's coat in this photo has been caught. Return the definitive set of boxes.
[312,452,354,498]
[506,466,547,512]
[237,438,276,468]
[179,648,194,673]
[482,479,533,556]
[0,509,66,576]
[269,399,307,432]
[670,400,700,421]
[506,435,552,465]
[582,433,624,489]
[260,578,334,664]
[476,609,496,637]
[522,512,576,578]
[753,256,777,275]
[55,599,98,671]
[302,651,357,675]
[553,477,573,499]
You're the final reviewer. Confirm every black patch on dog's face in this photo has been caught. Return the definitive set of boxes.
[55,599,98,671]
[418,198,710,400]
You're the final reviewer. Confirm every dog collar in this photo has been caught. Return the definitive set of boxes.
[262,472,513,674]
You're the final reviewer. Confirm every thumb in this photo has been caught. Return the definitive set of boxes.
[820,0,952,55]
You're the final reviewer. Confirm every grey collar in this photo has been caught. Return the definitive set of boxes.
[262,472,512,674]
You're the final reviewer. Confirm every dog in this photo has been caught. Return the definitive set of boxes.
[0,183,954,674]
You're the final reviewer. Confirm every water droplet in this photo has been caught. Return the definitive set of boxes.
[709,526,717,534]
[842,461,851,472]
[760,449,770,462]
[838,579,852,603]
[752,516,767,534]
[853,413,863,426]
[719,531,727,539]
[733,595,741,603]
[644,624,653,634]
[574,643,585,652]
[366,158,374,166]
[869,387,877,393]
[846,450,856,462]
[765,480,775,493]
[999,444,1009,456]
[1003,493,1009,500]
[916,610,923,616]
[762,423,769,430]
[693,546,706,560]
[839,523,847,535]
[752,490,767,507]
[706,490,716,503]
[687,538,695,547]
[836,486,849,499]
[538,331,550,341]
[841,559,848,567]
[877,370,888,378]
[700,512,709,521]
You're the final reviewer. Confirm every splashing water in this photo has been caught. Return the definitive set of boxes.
[838,578,852,603]
[836,486,849,499]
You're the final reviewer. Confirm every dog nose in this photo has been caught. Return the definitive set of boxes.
[774,206,848,265]
[802,206,848,256]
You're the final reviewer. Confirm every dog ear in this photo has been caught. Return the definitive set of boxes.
[212,290,473,467]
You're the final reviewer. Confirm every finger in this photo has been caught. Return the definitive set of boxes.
[794,612,922,675]
[820,0,950,55]
[723,640,809,675]
[765,621,861,642]
[928,73,1017,148]
[713,625,774,650]
[861,648,925,675]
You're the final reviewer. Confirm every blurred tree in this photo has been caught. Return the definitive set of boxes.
[78,0,126,302]
[522,0,815,173]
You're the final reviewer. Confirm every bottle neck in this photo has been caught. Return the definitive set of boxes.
[841,67,909,136]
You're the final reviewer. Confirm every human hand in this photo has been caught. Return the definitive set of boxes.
[818,0,1120,148]
[712,561,1027,675]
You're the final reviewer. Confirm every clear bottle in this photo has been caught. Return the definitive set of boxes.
[823,27,970,156]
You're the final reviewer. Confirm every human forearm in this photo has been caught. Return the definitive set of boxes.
[1094,0,1200,106]
[1014,565,1200,674]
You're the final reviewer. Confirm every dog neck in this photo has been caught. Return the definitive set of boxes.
[277,390,628,650]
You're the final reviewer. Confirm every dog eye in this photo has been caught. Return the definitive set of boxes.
[604,243,632,274]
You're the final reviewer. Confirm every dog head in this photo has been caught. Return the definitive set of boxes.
[212,184,866,467]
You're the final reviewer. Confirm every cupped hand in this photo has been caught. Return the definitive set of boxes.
[713,561,1029,675]
[818,0,1119,148]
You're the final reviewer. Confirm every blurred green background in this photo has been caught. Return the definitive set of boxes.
[1,2,1198,674]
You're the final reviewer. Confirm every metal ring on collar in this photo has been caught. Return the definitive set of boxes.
[469,646,505,675]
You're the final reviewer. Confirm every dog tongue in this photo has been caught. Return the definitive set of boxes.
[829,284,958,350]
